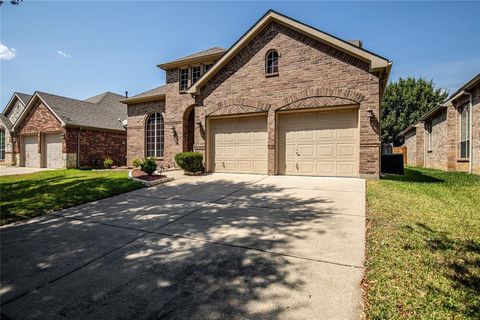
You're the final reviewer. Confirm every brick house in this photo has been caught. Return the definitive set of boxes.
[123,10,392,179]
[0,91,128,168]
[399,73,480,174]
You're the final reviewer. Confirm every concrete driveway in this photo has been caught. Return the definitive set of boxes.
[0,167,55,176]
[0,173,366,320]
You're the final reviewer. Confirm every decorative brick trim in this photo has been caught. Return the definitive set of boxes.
[204,98,271,117]
[275,87,365,111]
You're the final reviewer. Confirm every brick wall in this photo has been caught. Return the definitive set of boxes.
[424,109,448,170]
[403,129,416,166]
[471,84,480,174]
[415,123,425,167]
[194,21,382,178]
[66,128,127,167]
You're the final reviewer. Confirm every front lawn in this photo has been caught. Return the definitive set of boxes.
[366,167,480,319]
[0,169,143,225]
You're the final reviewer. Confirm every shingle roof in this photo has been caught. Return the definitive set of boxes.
[35,91,127,131]
[170,47,226,63]
[121,85,167,104]
[0,113,13,131]
[157,47,226,69]
[15,93,32,105]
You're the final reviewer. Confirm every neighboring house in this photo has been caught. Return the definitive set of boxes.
[123,10,392,179]
[399,73,480,174]
[0,91,128,168]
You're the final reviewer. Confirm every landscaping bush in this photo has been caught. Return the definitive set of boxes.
[132,157,142,168]
[103,158,113,169]
[175,152,204,173]
[140,158,157,175]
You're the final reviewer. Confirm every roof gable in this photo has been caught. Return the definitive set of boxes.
[188,10,391,94]
[12,91,127,132]
[2,92,31,116]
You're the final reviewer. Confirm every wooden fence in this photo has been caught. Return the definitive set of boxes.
[393,146,407,165]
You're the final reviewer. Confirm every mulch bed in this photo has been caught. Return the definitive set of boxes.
[131,169,166,181]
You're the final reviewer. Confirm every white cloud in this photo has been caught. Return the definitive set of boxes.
[0,42,16,60]
[57,50,72,58]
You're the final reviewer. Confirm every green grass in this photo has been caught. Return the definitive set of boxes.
[366,167,480,319]
[0,169,143,225]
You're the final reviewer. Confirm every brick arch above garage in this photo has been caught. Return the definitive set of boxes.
[274,87,364,111]
[204,98,271,117]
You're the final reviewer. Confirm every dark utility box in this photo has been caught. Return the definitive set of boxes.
[381,154,404,175]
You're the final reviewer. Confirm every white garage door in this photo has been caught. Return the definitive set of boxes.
[44,133,63,168]
[22,135,39,167]
[209,115,267,174]
[278,108,358,177]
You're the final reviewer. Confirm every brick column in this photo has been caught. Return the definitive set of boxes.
[415,124,425,167]
[267,109,276,175]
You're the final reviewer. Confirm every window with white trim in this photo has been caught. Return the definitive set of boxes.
[179,68,189,91]
[191,66,201,84]
[0,129,5,160]
[265,50,279,75]
[146,112,164,158]
[460,106,470,158]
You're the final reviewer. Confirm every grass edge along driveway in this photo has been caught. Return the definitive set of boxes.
[0,169,144,225]
[365,167,479,319]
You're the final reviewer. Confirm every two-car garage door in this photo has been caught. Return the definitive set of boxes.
[21,133,63,168]
[208,108,358,177]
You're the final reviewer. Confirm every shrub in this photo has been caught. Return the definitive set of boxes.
[140,158,157,175]
[175,152,204,173]
[132,157,142,168]
[103,158,113,169]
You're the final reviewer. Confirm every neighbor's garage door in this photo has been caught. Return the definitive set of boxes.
[44,133,63,168]
[22,135,39,167]
[209,115,267,174]
[278,108,358,177]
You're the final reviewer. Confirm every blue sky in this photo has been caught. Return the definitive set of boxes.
[1,1,479,107]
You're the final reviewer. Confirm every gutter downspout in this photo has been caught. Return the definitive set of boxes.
[465,92,473,174]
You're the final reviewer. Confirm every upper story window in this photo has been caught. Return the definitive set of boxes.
[426,122,432,151]
[146,112,164,158]
[179,68,189,91]
[265,50,279,76]
[0,129,5,160]
[191,66,202,84]
[204,63,213,72]
[459,106,470,159]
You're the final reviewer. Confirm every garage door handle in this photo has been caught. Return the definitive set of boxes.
[296,151,300,156]
[296,163,299,170]
[222,161,225,168]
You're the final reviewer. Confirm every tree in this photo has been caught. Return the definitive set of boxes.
[381,77,448,146]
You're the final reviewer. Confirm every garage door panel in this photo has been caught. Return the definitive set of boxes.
[23,136,39,167]
[279,108,358,177]
[298,144,315,157]
[210,116,267,174]
[44,133,63,168]
[337,162,356,176]
[317,144,334,157]
[317,162,335,175]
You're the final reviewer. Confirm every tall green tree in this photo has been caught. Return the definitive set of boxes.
[381,77,448,146]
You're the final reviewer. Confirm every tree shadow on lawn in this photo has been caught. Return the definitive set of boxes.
[0,178,354,319]
[381,168,444,183]
[0,174,142,224]
[403,222,480,317]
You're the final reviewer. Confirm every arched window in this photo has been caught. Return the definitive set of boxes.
[265,50,279,75]
[145,112,164,158]
[0,129,5,160]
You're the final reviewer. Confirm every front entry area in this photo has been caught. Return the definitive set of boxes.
[277,108,359,177]
[209,115,268,174]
